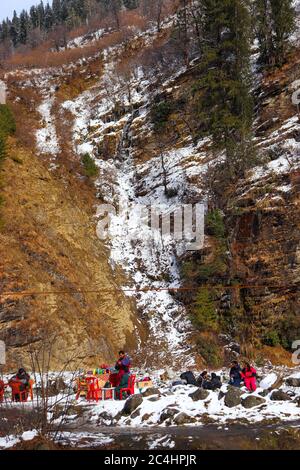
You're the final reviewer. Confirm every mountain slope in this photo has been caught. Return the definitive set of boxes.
[0,7,299,370]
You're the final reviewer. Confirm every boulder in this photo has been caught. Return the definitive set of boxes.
[122,394,143,416]
[270,376,284,390]
[173,412,197,425]
[142,413,153,422]
[148,396,160,402]
[285,377,300,387]
[228,342,241,354]
[189,388,209,401]
[142,387,161,397]
[65,405,84,417]
[131,409,141,419]
[294,397,300,407]
[259,389,269,397]
[98,411,112,422]
[159,407,180,423]
[270,390,291,401]
[52,404,83,420]
[259,373,278,390]
[224,386,243,408]
[242,395,266,409]
[47,377,67,396]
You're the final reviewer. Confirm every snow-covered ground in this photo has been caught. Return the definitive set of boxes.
[1,367,300,449]
[79,368,300,428]
[36,88,60,158]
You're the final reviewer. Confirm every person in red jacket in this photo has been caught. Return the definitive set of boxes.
[241,362,257,392]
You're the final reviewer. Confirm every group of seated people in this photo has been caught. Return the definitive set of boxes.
[2,356,257,405]
[178,370,222,390]
[178,360,257,392]
[197,371,223,390]
[229,361,257,392]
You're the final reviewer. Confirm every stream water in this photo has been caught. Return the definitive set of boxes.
[62,420,300,450]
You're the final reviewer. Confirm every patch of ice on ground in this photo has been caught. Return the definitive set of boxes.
[54,431,114,448]
[148,434,175,449]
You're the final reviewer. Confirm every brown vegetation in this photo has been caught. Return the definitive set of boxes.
[2,3,174,71]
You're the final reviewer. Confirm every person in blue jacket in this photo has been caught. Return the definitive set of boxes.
[229,361,242,387]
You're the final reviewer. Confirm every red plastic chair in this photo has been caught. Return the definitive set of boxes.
[0,380,5,402]
[75,378,88,400]
[85,376,100,402]
[118,374,136,400]
[10,381,29,402]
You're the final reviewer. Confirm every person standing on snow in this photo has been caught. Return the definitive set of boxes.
[115,350,131,383]
[241,362,257,392]
[229,361,242,387]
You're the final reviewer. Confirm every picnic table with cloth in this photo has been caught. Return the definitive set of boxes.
[76,368,135,401]
[76,368,119,401]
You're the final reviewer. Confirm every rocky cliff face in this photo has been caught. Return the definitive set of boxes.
[224,60,300,355]
[1,12,299,370]
[0,136,142,370]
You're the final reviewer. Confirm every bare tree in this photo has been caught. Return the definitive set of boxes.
[0,336,84,449]
[106,0,121,30]
[49,25,68,52]
[141,0,166,32]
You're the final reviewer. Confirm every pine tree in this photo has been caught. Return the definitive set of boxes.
[73,0,88,20]
[0,21,9,41]
[270,0,295,66]
[123,0,139,9]
[9,11,20,47]
[37,1,46,29]
[255,0,295,67]
[197,0,252,147]
[19,10,30,45]
[60,0,69,22]
[52,0,62,24]
[30,6,39,29]
[254,0,273,65]
[44,3,54,32]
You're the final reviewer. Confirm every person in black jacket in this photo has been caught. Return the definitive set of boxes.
[180,371,197,386]
[229,361,242,387]
[203,373,222,391]
[196,371,209,388]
